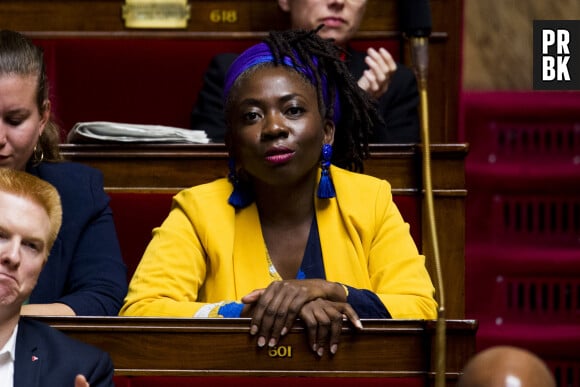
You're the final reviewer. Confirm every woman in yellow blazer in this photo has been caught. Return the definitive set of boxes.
[121,28,437,357]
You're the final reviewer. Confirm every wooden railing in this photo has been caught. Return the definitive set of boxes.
[37,316,477,386]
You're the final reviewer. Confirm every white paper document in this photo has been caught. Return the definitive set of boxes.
[67,121,210,144]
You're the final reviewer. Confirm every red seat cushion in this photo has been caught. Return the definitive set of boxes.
[109,191,174,281]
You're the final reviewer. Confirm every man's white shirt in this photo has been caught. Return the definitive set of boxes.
[0,324,17,387]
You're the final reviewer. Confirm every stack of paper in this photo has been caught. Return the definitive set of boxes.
[67,121,210,144]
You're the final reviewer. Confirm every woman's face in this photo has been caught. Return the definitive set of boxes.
[278,0,368,47]
[227,65,334,188]
[0,74,48,171]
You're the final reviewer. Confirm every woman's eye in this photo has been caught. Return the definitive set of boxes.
[243,111,261,122]
[5,118,23,126]
[4,112,28,126]
[286,106,305,117]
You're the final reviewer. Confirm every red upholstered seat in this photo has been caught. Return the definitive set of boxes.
[461,91,580,192]
[462,91,580,386]
[466,244,580,326]
[109,191,174,281]
[36,38,257,139]
[113,376,130,387]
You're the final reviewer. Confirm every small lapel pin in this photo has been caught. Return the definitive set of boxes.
[32,356,39,362]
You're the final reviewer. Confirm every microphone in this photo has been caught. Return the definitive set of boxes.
[399,0,432,89]
[399,2,446,387]
[400,0,432,38]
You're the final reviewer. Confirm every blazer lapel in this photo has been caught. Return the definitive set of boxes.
[232,204,272,297]
[14,321,41,387]
[316,169,372,287]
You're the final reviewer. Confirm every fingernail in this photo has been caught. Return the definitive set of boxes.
[257,336,266,347]
[331,344,338,355]
[268,338,277,348]
[281,327,288,336]
[317,347,324,357]
[250,325,258,335]
[355,320,363,329]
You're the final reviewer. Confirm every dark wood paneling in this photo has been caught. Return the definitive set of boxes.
[36,316,476,385]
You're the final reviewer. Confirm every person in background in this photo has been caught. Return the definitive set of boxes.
[0,168,114,387]
[122,28,436,357]
[191,0,419,144]
[458,346,556,387]
[0,29,127,316]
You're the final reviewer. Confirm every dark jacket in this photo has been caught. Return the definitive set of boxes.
[26,161,127,316]
[14,317,114,387]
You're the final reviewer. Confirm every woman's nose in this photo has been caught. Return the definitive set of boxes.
[261,113,288,140]
[329,0,346,7]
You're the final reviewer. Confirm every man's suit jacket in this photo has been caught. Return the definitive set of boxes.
[13,318,114,387]
[190,47,420,144]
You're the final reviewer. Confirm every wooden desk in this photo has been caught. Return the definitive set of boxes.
[60,143,468,319]
[38,317,476,385]
[59,143,466,193]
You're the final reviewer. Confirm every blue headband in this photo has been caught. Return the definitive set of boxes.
[223,42,341,123]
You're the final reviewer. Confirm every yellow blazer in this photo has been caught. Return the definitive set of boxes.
[120,166,437,319]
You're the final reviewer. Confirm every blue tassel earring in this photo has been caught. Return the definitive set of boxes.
[317,143,336,199]
[227,157,254,208]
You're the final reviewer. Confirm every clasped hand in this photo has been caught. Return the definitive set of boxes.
[241,279,362,357]
[357,47,397,99]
